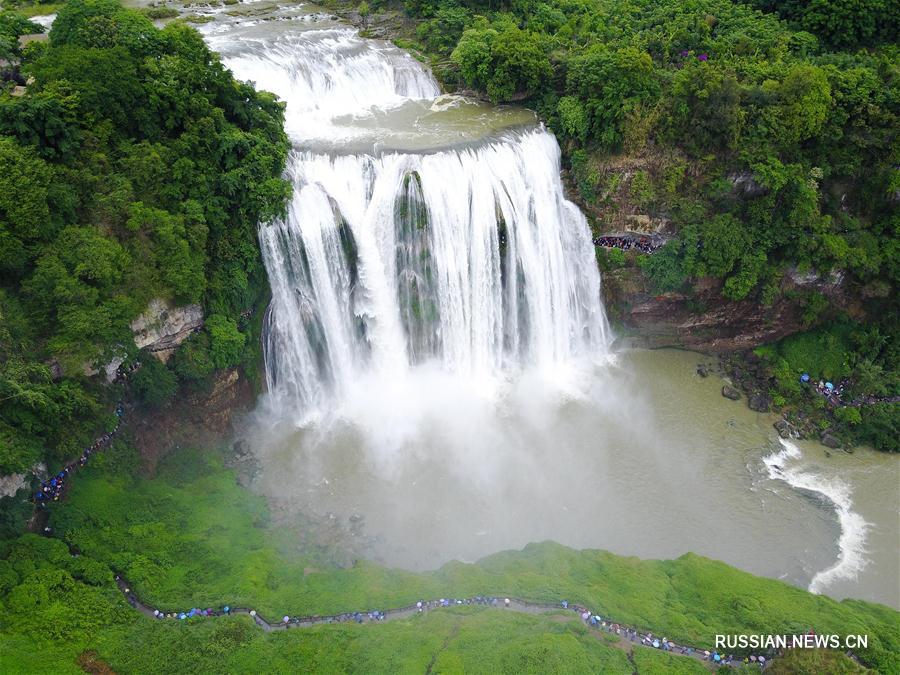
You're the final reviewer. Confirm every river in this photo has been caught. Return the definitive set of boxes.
[181,1,899,609]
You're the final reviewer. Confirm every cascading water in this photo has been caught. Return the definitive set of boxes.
[216,16,611,419]
[193,6,898,607]
[261,137,610,415]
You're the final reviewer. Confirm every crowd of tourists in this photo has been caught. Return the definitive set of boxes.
[33,401,125,504]
[561,600,769,667]
[593,235,660,254]
[800,373,848,404]
[115,583,775,668]
[799,373,900,408]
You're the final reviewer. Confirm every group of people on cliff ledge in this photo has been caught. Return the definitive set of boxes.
[593,235,660,254]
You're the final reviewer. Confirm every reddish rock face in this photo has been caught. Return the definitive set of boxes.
[130,367,258,475]
[602,267,856,353]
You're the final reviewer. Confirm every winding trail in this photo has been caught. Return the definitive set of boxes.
[112,574,767,670]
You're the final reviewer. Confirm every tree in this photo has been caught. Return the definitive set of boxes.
[205,314,245,369]
[669,65,744,153]
[0,11,42,61]
[130,352,177,408]
[693,214,753,278]
[566,45,658,149]
[452,23,551,103]
[0,137,54,277]
[556,96,587,142]
[416,5,472,54]
[778,64,832,145]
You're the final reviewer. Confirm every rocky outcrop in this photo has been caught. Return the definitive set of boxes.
[728,171,769,198]
[604,269,857,353]
[722,385,741,400]
[0,463,46,498]
[83,299,204,381]
[131,298,203,361]
[130,367,256,475]
[748,392,771,412]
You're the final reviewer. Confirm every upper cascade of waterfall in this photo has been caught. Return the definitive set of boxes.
[196,3,611,419]
[199,7,535,151]
[210,25,439,143]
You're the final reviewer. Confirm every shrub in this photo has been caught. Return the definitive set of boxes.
[129,353,177,408]
[206,314,245,369]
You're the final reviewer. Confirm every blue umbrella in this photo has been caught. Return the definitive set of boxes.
[825,382,834,390]
[800,373,810,382]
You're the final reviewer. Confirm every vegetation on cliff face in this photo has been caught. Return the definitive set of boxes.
[383,0,899,448]
[0,0,290,474]
[1,444,896,672]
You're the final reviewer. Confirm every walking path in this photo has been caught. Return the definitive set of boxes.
[113,575,771,669]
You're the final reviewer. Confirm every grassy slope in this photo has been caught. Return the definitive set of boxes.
[16,443,891,672]
[2,607,637,674]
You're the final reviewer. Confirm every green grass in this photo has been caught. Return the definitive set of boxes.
[4,3,64,18]
[756,323,855,383]
[5,443,897,672]
[765,647,871,674]
[1,602,636,674]
[630,646,709,674]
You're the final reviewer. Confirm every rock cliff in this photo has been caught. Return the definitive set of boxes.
[603,266,854,352]
[131,299,204,361]
[130,367,256,475]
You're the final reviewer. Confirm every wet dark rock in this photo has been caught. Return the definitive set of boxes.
[696,364,709,378]
[722,385,741,401]
[821,433,841,449]
[774,419,793,438]
[748,392,771,412]
[729,171,769,198]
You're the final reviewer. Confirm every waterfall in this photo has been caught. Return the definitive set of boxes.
[217,18,611,420]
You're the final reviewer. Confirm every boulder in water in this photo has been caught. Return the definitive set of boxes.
[721,385,741,401]
[774,419,793,438]
[696,364,709,378]
[821,433,842,449]
[748,392,770,412]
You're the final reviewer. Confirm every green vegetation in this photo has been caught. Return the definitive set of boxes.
[747,0,897,50]
[390,0,898,449]
[0,10,41,61]
[630,646,709,674]
[753,319,898,451]
[1,444,896,672]
[0,0,290,474]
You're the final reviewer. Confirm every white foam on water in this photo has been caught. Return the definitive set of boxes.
[763,439,870,594]
[31,13,56,29]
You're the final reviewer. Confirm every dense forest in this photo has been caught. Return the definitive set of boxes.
[391,0,899,449]
[0,0,290,475]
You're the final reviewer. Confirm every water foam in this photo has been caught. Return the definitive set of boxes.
[260,131,611,418]
[763,439,870,594]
